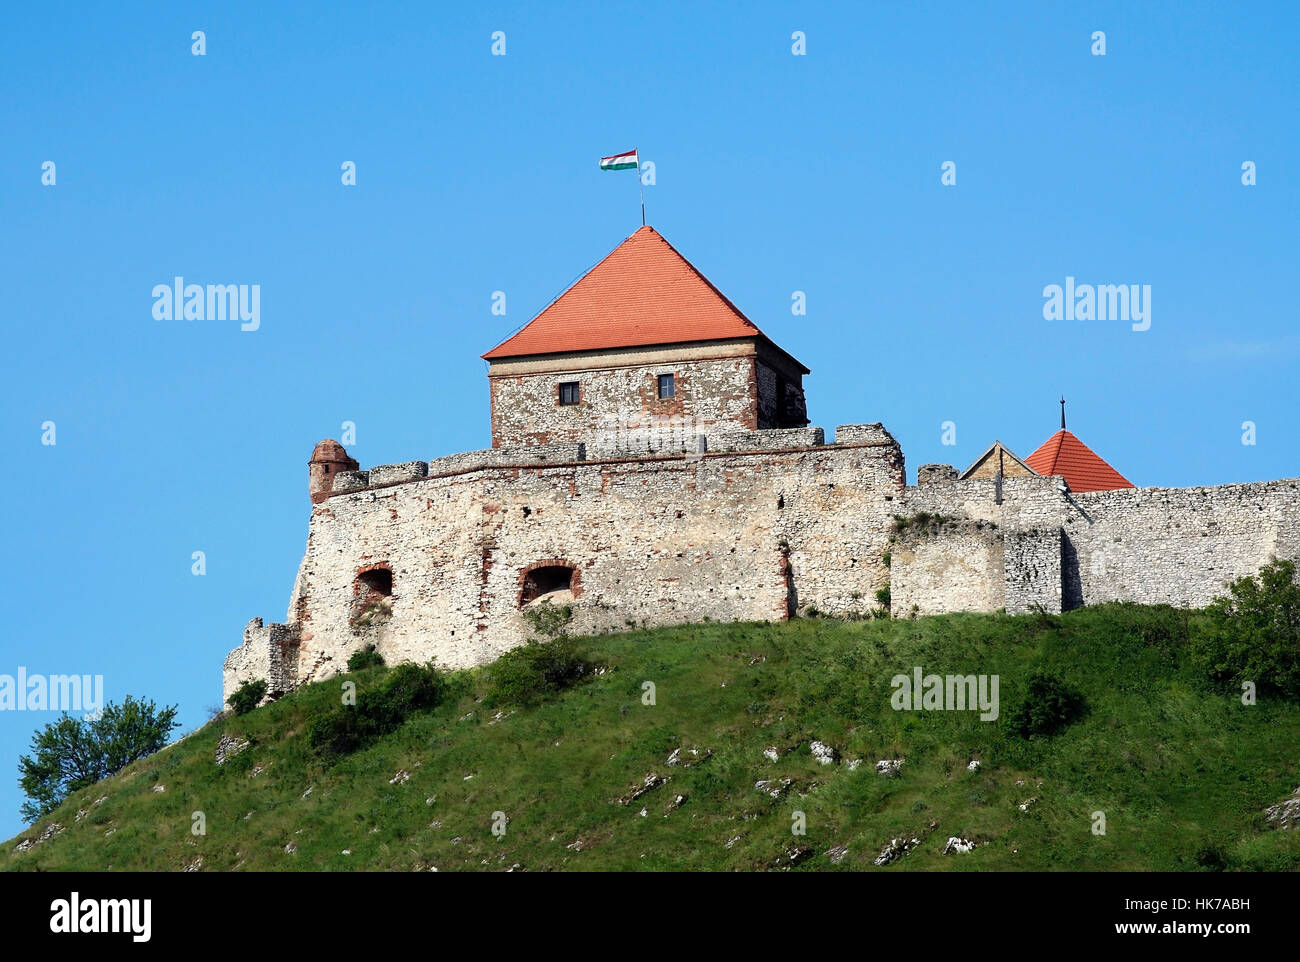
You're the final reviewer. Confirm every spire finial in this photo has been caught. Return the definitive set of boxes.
[1060,396,1066,431]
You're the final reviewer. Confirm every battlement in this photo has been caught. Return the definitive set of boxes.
[310,425,893,502]
[223,424,1300,705]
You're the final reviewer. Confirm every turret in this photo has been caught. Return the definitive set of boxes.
[308,440,359,504]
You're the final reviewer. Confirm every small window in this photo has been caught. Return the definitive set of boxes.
[657,373,675,399]
[558,381,580,405]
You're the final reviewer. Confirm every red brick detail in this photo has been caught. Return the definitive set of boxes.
[516,558,583,607]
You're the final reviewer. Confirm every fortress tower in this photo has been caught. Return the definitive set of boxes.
[482,226,810,450]
[308,439,359,504]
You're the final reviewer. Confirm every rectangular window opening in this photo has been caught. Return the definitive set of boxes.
[657,373,675,399]
[558,381,580,405]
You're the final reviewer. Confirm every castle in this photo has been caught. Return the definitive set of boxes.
[223,226,1300,703]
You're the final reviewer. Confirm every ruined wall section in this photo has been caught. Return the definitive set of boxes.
[1062,480,1300,608]
[889,520,1005,616]
[268,428,905,694]
[225,418,1300,703]
[894,474,1300,615]
[222,619,300,703]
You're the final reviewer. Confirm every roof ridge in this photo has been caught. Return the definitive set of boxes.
[480,226,649,359]
[1025,427,1133,491]
[481,226,799,363]
[647,229,762,336]
[1044,429,1067,473]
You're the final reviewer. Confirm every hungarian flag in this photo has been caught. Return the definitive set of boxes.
[599,149,638,171]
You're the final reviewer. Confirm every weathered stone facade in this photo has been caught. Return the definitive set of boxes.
[486,339,808,449]
[895,473,1300,615]
[223,425,1300,703]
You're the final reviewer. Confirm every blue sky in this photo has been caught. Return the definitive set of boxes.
[1,1,1296,837]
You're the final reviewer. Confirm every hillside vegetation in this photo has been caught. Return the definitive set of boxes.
[7,603,1300,871]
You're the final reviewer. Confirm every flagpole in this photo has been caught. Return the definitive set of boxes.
[636,149,645,226]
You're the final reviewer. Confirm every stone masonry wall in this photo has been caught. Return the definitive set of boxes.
[222,618,300,703]
[222,426,908,701]
[1004,529,1063,614]
[1063,480,1300,608]
[890,520,1005,616]
[754,360,808,429]
[225,424,1300,701]
[894,474,1299,616]
[488,356,757,448]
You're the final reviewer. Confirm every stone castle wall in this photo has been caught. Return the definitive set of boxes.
[224,426,907,701]
[223,428,1300,703]
[889,472,1299,615]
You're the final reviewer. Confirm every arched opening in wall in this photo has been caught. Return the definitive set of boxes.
[352,565,394,628]
[518,562,581,607]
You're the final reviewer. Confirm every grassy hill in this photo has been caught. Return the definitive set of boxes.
[6,604,1299,871]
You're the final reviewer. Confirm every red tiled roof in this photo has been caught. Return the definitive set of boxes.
[1024,430,1135,492]
[483,226,787,361]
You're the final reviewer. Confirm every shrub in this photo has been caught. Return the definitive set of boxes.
[891,512,952,535]
[1195,559,1300,697]
[1008,671,1087,738]
[347,644,385,671]
[875,584,891,609]
[309,663,446,759]
[227,679,268,716]
[522,600,574,638]
[485,637,593,708]
[308,708,371,758]
[381,663,448,717]
[1194,844,1227,872]
[1027,605,1063,633]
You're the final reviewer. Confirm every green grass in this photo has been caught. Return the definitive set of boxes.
[6,604,1299,871]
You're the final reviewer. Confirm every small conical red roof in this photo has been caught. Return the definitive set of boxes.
[1024,430,1134,492]
[483,226,800,364]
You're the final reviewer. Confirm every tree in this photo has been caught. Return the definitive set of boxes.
[18,695,178,823]
[1198,559,1300,697]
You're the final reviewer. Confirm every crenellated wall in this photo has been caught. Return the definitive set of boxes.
[223,425,908,702]
[223,426,1300,704]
